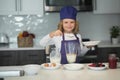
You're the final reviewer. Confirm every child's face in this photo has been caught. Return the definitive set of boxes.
[62,19,75,33]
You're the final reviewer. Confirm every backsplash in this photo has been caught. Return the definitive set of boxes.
[0,13,59,38]
[0,13,60,46]
[0,12,120,45]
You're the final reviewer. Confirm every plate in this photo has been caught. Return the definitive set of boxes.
[83,41,100,46]
[63,63,84,70]
[41,63,61,70]
[88,64,107,71]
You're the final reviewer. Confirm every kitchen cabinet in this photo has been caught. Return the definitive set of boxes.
[80,46,98,63]
[0,0,17,15]
[94,0,120,14]
[19,0,44,15]
[0,51,18,66]
[0,0,44,15]
[97,47,120,62]
[18,50,46,65]
[0,50,46,66]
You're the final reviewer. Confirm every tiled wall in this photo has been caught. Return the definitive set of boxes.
[0,12,120,45]
[0,13,59,39]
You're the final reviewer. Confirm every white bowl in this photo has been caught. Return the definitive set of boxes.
[63,63,84,70]
[23,64,40,75]
[83,41,100,46]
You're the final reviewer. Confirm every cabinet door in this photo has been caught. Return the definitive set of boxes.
[0,51,18,66]
[98,47,120,62]
[94,0,120,14]
[19,0,44,15]
[19,50,46,65]
[0,0,17,15]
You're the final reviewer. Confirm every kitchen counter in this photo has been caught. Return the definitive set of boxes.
[2,63,120,80]
[0,37,45,51]
[0,42,44,51]
[0,47,44,51]
[1,40,120,50]
[98,40,120,48]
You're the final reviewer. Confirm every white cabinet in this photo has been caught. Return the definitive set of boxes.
[94,0,120,14]
[19,0,44,15]
[0,0,17,15]
[0,0,44,15]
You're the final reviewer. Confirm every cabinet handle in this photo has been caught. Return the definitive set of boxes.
[16,0,21,12]
[20,0,22,11]
[15,0,17,11]
[93,0,97,10]
[28,55,38,57]
[0,55,12,57]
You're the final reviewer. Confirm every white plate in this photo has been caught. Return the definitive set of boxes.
[88,64,107,71]
[41,63,61,70]
[63,63,84,70]
[83,41,100,46]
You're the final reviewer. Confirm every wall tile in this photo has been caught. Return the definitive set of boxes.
[0,13,120,45]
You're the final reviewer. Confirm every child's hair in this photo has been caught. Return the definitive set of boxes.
[57,20,79,34]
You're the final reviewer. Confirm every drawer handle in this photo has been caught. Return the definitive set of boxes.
[28,55,38,57]
[0,55,12,57]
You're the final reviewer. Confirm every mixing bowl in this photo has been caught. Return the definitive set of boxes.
[23,64,40,75]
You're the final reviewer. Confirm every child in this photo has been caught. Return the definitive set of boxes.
[40,6,89,64]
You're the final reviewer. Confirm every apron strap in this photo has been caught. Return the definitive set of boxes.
[62,33,65,41]
[74,34,79,41]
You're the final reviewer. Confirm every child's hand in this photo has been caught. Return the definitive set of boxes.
[49,30,62,38]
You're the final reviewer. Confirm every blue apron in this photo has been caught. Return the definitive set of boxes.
[60,33,81,64]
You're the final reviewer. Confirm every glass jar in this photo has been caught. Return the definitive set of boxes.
[50,48,61,64]
[108,54,117,69]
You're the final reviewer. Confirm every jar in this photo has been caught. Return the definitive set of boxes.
[108,54,117,69]
[50,48,61,64]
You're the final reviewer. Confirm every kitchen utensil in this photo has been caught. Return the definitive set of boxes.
[50,48,61,64]
[0,70,24,78]
[0,33,9,43]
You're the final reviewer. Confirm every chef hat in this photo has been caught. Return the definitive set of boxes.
[60,6,77,20]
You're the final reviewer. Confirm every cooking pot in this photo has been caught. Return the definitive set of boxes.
[0,33,9,43]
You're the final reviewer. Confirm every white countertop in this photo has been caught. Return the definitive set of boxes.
[0,43,44,51]
[0,47,44,51]
[1,40,120,51]
[0,38,45,50]
[2,63,120,80]
[98,40,120,48]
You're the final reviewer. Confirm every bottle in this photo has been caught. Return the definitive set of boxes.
[108,54,117,69]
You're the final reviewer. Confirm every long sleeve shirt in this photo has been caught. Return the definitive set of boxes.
[40,33,89,56]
